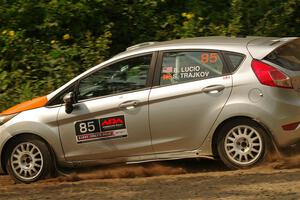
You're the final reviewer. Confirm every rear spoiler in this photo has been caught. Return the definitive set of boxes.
[247,37,299,60]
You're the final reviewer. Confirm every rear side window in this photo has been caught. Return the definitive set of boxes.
[159,51,226,86]
[265,39,300,71]
[224,52,245,71]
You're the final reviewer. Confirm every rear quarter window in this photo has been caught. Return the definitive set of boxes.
[265,39,300,71]
[224,52,245,72]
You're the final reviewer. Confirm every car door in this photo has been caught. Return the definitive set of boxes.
[57,53,156,161]
[149,50,232,153]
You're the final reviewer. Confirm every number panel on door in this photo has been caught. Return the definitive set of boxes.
[74,116,128,143]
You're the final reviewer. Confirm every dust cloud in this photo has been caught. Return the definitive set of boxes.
[54,149,300,183]
[57,163,187,182]
[53,158,227,182]
[268,155,300,170]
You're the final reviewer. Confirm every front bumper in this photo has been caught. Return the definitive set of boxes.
[0,126,12,175]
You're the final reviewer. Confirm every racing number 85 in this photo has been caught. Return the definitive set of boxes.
[80,121,95,133]
[201,53,218,64]
[75,119,100,134]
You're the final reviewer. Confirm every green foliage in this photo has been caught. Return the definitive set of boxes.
[0,0,299,111]
[255,0,300,36]
[0,27,111,110]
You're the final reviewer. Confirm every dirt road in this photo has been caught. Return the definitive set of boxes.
[1,156,300,200]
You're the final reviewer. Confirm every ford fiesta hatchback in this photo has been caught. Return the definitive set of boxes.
[0,36,300,183]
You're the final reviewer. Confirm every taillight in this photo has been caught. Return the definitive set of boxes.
[251,59,293,89]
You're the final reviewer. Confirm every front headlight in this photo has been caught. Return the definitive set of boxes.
[0,113,18,126]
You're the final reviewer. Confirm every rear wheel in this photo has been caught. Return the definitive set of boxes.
[5,137,53,183]
[217,119,270,169]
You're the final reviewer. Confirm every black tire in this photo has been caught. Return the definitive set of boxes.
[5,136,53,183]
[217,119,270,169]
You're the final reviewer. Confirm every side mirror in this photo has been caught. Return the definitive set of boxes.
[63,92,75,114]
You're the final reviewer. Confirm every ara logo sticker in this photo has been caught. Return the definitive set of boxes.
[100,115,126,132]
[101,117,124,126]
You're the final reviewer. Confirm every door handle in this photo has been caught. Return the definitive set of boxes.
[202,85,225,94]
[119,100,139,110]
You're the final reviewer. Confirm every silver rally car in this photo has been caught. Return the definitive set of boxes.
[0,36,300,183]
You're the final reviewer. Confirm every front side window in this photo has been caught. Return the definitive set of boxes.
[160,51,226,85]
[78,54,152,100]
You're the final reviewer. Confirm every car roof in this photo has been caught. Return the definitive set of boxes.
[115,36,265,56]
[115,36,298,60]
[127,36,259,50]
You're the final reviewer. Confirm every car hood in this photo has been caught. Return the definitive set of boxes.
[0,96,48,115]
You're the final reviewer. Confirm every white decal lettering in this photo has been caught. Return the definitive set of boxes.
[180,71,210,79]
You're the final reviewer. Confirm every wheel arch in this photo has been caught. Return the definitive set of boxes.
[1,133,56,174]
[211,116,278,158]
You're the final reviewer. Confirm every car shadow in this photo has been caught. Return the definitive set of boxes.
[160,158,229,173]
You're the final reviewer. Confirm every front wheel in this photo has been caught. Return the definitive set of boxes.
[217,119,270,169]
[5,137,53,183]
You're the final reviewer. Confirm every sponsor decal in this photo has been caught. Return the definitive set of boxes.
[223,75,231,80]
[74,115,127,143]
[100,115,126,132]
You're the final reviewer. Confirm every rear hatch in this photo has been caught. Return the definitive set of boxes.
[248,37,300,90]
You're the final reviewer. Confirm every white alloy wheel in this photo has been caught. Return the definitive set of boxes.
[10,142,44,181]
[6,137,53,183]
[217,119,270,169]
[224,125,263,166]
